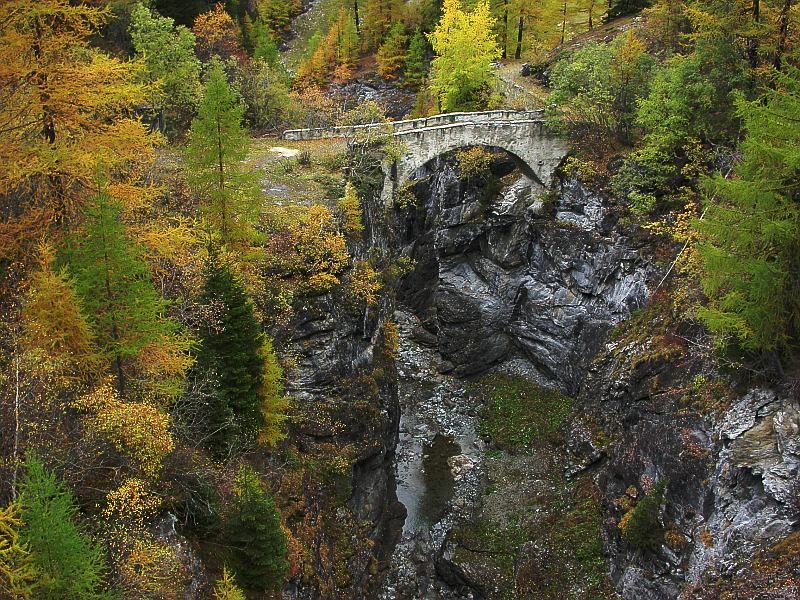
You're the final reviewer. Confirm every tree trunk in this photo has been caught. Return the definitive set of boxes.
[515,15,523,60]
[502,0,508,59]
[747,0,760,69]
[354,0,360,33]
[774,0,793,70]
[561,0,568,45]
[217,113,227,242]
[100,214,126,397]
[12,333,21,497]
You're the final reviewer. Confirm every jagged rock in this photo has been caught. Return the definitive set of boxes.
[447,454,476,480]
[153,514,206,598]
[395,154,653,393]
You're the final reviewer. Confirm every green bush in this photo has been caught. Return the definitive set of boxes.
[621,479,667,551]
[546,32,655,150]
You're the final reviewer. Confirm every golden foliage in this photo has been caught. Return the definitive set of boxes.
[117,537,186,600]
[295,10,358,87]
[0,0,158,260]
[456,147,493,179]
[102,479,188,598]
[212,567,246,600]
[0,501,36,599]
[133,332,196,402]
[289,204,350,294]
[337,182,365,236]
[21,251,101,383]
[289,86,340,128]
[348,261,382,307]
[192,3,243,61]
[134,217,206,275]
[102,479,162,530]
[382,319,399,359]
[75,383,175,478]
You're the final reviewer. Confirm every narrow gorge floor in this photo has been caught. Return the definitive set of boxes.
[378,309,616,600]
[380,309,485,599]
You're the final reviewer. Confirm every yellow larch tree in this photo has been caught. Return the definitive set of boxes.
[0,0,158,264]
[428,0,501,112]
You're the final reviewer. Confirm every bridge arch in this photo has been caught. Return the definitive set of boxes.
[391,120,568,189]
[282,111,569,205]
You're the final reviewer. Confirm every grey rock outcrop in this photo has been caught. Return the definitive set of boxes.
[571,334,800,598]
[394,153,652,394]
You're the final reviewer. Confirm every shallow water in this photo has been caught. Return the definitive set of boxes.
[396,430,460,533]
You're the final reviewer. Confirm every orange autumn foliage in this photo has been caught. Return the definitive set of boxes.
[0,0,159,263]
[21,248,101,383]
[192,3,244,61]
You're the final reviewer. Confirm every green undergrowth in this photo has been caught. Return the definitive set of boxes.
[471,375,573,452]
[451,470,614,600]
[248,137,349,209]
[619,479,668,551]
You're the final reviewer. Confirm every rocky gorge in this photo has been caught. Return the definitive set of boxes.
[279,144,799,599]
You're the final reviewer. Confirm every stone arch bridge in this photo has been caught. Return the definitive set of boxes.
[283,110,569,201]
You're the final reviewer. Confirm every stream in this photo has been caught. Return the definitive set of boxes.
[380,310,487,599]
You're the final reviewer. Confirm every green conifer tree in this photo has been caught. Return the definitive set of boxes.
[404,29,429,88]
[696,66,800,353]
[186,63,261,246]
[19,455,113,599]
[253,18,284,76]
[362,0,404,50]
[59,192,183,398]
[227,466,288,591]
[377,21,408,79]
[196,259,265,456]
[240,12,256,54]
[257,338,289,447]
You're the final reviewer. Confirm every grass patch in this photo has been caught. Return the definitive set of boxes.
[472,375,572,452]
[450,474,614,600]
[248,137,348,209]
[518,477,616,598]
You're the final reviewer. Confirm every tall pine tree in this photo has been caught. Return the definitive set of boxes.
[226,466,288,591]
[19,455,113,599]
[696,67,800,353]
[404,29,429,88]
[186,63,261,246]
[377,22,408,79]
[59,192,188,398]
[195,259,265,456]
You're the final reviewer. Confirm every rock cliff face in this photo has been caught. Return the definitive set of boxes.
[393,154,651,393]
[573,333,800,599]
[382,150,800,598]
[284,147,799,599]
[279,183,403,599]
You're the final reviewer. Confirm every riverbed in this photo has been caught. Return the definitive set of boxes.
[380,310,486,599]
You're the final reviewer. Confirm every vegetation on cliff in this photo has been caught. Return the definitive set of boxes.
[1,0,799,597]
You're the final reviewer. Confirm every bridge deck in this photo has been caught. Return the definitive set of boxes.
[282,110,545,141]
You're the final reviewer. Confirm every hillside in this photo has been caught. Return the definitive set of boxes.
[1,1,799,599]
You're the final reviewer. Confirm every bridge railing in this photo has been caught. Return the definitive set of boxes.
[282,109,545,141]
